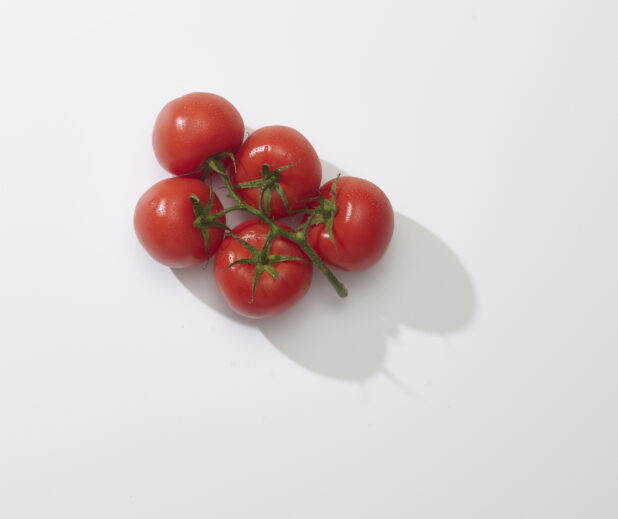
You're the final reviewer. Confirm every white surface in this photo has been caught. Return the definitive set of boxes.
[1,1,617,517]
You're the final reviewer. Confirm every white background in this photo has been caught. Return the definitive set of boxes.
[1,1,617,517]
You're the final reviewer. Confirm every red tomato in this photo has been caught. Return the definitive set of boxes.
[306,176,394,271]
[134,178,225,268]
[231,125,322,218]
[152,92,244,176]
[214,219,313,318]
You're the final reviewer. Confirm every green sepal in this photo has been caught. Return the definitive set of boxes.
[325,176,340,253]
[190,192,212,214]
[326,174,341,251]
[325,212,337,254]
[251,266,264,303]
[226,257,258,270]
[234,179,265,189]
[205,219,230,231]
[262,185,272,216]
[273,182,292,216]
[206,152,235,177]
[262,264,279,279]
[207,158,227,177]
[190,190,230,260]
[250,264,279,303]
[228,233,261,257]
[298,174,340,254]
[268,255,310,264]
[261,164,272,177]
[190,192,213,259]
[274,161,300,173]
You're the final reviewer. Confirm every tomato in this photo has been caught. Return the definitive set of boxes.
[152,92,244,176]
[306,176,394,271]
[214,219,313,318]
[230,125,321,218]
[134,178,225,268]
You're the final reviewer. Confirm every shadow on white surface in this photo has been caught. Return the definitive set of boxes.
[172,263,251,324]
[257,212,476,380]
[173,159,476,380]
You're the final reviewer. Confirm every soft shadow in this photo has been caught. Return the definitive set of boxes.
[172,158,476,381]
[172,263,251,324]
[257,211,476,380]
[257,159,476,380]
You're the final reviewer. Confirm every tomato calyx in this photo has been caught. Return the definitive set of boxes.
[226,230,309,303]
[300,175,340,253]
[189,190,229,259]
[232,162,298,217]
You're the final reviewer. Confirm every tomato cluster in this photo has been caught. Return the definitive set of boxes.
[134,92,394,318]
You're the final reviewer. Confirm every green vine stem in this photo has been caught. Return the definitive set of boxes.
[204,155,348,298]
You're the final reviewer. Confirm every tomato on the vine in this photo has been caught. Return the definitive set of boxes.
[152,92,244,176]
[214,219,313,318]
[134,177,225,268]
[139,92,397,308]
[231,125,322,218]
[306,176,394,271]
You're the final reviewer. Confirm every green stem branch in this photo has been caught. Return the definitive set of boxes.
[205,154,348,298]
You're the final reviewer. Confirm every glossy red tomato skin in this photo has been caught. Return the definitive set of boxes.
[231,126,322,218]
[134,178,225,268]
[307,177,394,272]
[152,92,244,176]
[214,219,313,319]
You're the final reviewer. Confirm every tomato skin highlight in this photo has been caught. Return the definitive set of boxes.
[231,125,322,218]
[134,178,225,268]
[152,92,244,176]
[307,177,394,272]
[214,220,313,318]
